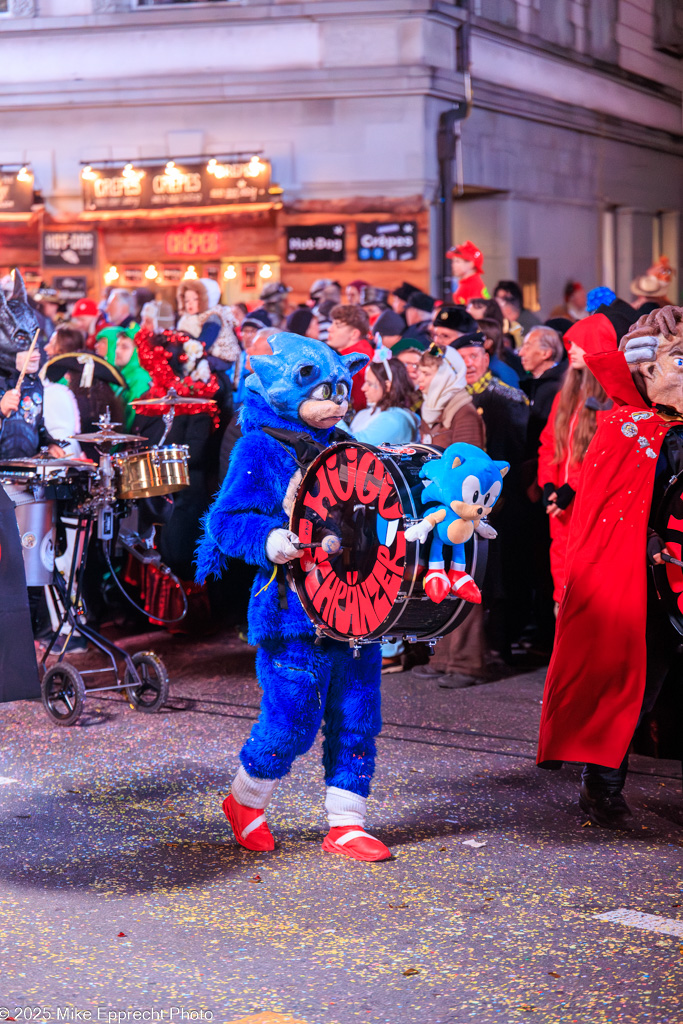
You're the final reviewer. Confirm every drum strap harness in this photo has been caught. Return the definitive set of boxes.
[259,425,348,611]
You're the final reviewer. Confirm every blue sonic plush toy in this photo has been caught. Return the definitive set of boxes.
[196,332,393,863]
[405,442,509,605]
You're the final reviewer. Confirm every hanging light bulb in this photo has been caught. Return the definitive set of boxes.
[145,264,159,281]
[223,264,237,281]
[81,165,97,181]
[122,163,145,183]
[259,263,273,280]
[104,265,120,285]
[165,161,175,174]
[247,156,265,177]
[184,265,198,280]
[16,166,32,183]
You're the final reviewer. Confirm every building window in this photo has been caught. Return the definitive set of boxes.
[654,0,683,57]
[0,0,8,12]
[530,0,575,49]
[586,0,618,62]
[472,0,517,27]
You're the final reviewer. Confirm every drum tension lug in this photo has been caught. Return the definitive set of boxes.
[351,639,362,659]
[426,638,440,657]
[314,627,326,647]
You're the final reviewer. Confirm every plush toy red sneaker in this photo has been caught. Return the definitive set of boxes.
[222,793,275,851]
[424,568,451,603]
[322,826,392,862]
[448,567,482,603]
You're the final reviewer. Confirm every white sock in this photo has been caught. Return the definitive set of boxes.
[325,786,366,827]
[231,765,278,810]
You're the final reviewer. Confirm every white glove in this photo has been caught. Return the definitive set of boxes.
[623,334,660,365]
[265,528,303,565]
[405,518,434,544]
[475,519,497,540]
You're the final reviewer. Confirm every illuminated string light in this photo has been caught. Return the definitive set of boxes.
[16,166,32,183]
[183,265,198,280]
[144,264,159,281]
[81,165,97,181]
[223,265,237,281]
[259,264,273,280]
[122,163,145,183]
[104,265,120,285]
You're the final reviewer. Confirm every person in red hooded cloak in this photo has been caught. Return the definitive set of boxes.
[537,302,683,828]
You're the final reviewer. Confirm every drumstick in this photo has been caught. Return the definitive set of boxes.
[293,536,342,555]
[661,551,683,569]
[15,328,41,392]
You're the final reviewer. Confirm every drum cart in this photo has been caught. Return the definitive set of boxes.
[40,511,170,728]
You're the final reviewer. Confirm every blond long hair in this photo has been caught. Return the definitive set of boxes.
[553,365,607,465]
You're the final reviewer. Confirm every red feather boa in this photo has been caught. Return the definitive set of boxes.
[134,327,220,426]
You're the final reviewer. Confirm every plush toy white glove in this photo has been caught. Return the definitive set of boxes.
[623,334,660,365]
[405,518,434,544]
[474,519,498,540]
[266,528,303,565]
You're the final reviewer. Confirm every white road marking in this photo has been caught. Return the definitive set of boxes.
[594,908,683,938]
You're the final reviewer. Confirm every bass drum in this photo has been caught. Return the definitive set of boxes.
[653,462,683,636]
[288,440,486,644]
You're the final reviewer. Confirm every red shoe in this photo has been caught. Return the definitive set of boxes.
[222,793,275,851]
[424,568,451,603]
[448,568,482,604]
[322,826,392,862]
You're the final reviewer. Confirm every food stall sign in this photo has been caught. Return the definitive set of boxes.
[286,224,346,263]
[82,158,272,212]
[356,221,417,261]
[42,230,97,268]
[0,172,33,214]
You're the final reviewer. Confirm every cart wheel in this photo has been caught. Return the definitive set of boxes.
[125,651,169,713]
[41,663,86,727]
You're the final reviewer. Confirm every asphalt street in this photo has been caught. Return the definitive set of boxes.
[0,629,681,1024]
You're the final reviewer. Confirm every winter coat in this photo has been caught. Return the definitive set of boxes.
[0,371,53,460]
[521,362,566,458]
[350,405,419,447]
[419,391,485,451]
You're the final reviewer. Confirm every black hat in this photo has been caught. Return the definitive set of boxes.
[373,310,405,337]
[242,315,266,331]
[434,305,476,334]
[392,281,420,302]
[544,317,574,337]
[406,291,436,314]
[595,298,642,342]
[285,307,315,337]
[450,330,486,350]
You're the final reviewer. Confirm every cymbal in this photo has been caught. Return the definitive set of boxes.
[1,456,97,469]
[72,429,145,444]
[131,388,216,408]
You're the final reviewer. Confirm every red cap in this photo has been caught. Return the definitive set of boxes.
[71,298,98,317]
[446,240,483,273]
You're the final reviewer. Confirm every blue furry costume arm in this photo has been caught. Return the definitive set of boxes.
[196,428,293,582]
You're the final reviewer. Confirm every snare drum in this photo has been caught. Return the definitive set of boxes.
[288,441,485,643]
[113,445,190,500]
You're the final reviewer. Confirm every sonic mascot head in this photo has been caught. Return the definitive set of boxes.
[246,332,368,431]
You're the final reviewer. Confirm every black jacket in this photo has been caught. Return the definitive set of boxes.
[520,362,566,457]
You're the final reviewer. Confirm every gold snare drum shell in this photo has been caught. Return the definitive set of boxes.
[114,445,190,499]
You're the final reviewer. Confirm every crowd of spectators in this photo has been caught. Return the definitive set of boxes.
[8,254,673,673]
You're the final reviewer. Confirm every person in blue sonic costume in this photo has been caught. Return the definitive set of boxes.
[406,442,509,604]
[196,332,393,862]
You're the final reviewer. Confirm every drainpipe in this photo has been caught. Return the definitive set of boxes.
[436,14,472,303]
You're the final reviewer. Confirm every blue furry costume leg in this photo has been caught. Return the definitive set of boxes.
[243,637,381,795]
[196,333,390,858]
